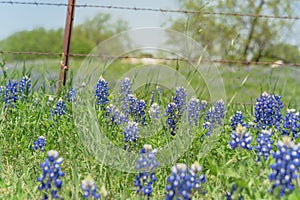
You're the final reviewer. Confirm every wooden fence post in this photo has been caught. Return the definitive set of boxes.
[57,0,76,94]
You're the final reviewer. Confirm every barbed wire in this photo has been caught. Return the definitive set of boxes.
[0,1,299,20]
[1,50,300,67]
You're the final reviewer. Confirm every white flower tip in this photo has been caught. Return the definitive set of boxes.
[82,175,95,188]
[191,161,202,173]
[56,157,63,163]
[262,129,271,135]
[287,108,296,113]
[262,91,269,96]
[48,150,59,159]
[282,136,296,148]
[201,100,207,104]
[174,163,187,173]
[48,96,54,101]
[143,144,152,152]
[236,123,246,135]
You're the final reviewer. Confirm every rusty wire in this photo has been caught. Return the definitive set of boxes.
[0,1,299,20]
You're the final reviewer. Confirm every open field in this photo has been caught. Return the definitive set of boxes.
[1,59,300,199]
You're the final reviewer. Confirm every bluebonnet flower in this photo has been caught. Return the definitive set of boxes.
[269,136,300,197]
[165,162,206,200]
[50,98,67,117]
[33,136,46,152]
[134,144,159,200]
[66,88,76,102]
[81,176,101,199]
[106,104,127,125]
[120,77,132,115]
[135,99,146,125]
[48,96,54,103]
[149,103,160,120]
[120,77,132,96]
[150,90,155,105]
[3,80,18,107]
[282,109,300,138]
[123,121,139,150]
[199,100,207,111]
[94,76,109,108]
[19,75,31,96]
[126,94,147,125]
[165,102,178,136]
[229,123,252,150]
[187,97,204,126]
[254,92,283,130]
[173,86,187,115]
[255,129,273,161]
[230,111,248,130]
[128,94,137,115]
[203,100,226,136]
[37,150,64,200]
[225,184,243,200]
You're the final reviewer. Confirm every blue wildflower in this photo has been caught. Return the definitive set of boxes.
[37,150,64,200]
[19,75,31,96]
[254,92,283,130]
[135,99,146,125]
[123,121,139,150]
[33,136,46,152]
[149,103,160,120]
[173,86,187,115]
[150,90,155,105]
[120,77,132,96]
[66,88,76,102]
[165,102,178,136]
[120,77,132,115]
[165,162,206,200]
[230,111,248,130]
[229,123,252,150]
[203,100,226,136]
[269,136,300,197]
[187,97,205,126]
[134,144,158,200]
[126,94,147,125]
[48,96,54,103]
[255,129,273,161]
[51,98,67,117]
[282,109,300,138]
[199,100,207,111]
[128,94,138,115]
[225,184,243,200]
[3,80,18,107]
[106,104,127,125]
[94,76,109,108]
[81,176,101,199]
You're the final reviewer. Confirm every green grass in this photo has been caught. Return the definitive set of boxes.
[1,59,300,199]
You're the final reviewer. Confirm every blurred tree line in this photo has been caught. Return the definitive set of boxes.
[1,2,300,64]
[169,0,300,64]
[0,13,128,60]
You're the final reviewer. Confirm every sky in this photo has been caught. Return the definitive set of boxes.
[0,0,179,39]
[0,0,299,46]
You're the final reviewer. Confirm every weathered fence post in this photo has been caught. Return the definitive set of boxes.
[57,0,76,94]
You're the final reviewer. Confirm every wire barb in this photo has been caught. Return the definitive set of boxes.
[0,1,299,20]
